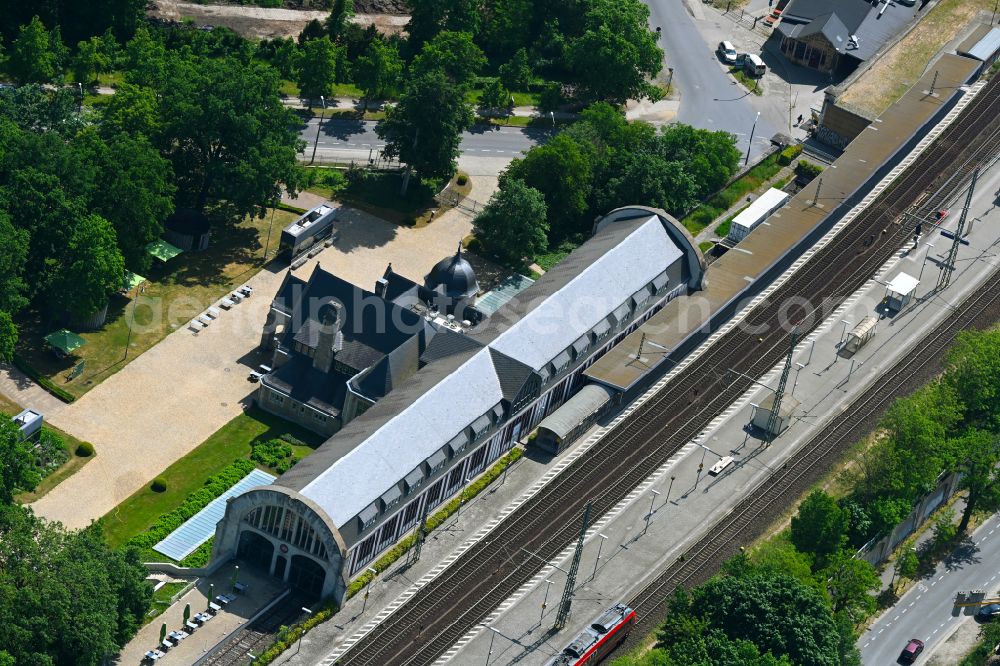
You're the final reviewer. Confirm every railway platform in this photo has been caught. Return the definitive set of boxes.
[441,154,1000,666]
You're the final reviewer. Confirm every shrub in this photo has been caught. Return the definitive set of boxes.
[777,143,803,166]
[128,459,255,554]
[151,477,167,492]
[75,441,95,457]
[795,160,823,183]
[456,175,468,186]
[252,439,294,471]
[278,433,306,447]
[538,83,564,113]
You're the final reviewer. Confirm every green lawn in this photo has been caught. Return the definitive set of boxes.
[466,89,541,108]
[280,80,365,100]
[101,406,323,550]
[1,392,96,504]
[698,241,715,254]
[730,67,763,96]
[14,208,299,400]
[145,581,190,626]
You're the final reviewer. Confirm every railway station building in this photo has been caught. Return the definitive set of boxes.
[212,207,705,600]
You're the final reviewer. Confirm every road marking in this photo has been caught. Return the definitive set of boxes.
[917,594,922,600]
[909,601,915,607]
[878,629,885,634]
[894,615,900,621]
[932,629,938,635]
[939,575,945,581]
[902,608,908,614]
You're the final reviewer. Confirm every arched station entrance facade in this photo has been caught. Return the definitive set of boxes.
[212,488,347,601]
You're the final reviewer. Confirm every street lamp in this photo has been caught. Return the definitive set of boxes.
[917,243,936,285]
[124,282,145,360]
[456,476,472,520]
[590,534,609,581]
[667,67,675,92]
[484,626,504,665]
[539,579,554,626]
[665,475,676,505]
[297,607,313,653]
[643,490,661,535]
[310,95,326,165]
[361,567,377,614]
[744,111,761,166]
[792,362,805,396]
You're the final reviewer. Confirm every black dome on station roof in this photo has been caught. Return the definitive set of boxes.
[424,243,479,300]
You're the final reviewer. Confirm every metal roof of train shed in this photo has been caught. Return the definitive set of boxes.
[585,53,981,392]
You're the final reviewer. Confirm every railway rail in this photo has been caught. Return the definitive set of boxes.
[621,247,1000,654]
[330,75,1000,666]
[202,593,310,665]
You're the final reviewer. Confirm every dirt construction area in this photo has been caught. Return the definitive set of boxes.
[152,0,408,39]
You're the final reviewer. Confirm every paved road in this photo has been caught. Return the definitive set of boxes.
[645,0,778,160]
[300,117,552,163]
[860,513,1000,665]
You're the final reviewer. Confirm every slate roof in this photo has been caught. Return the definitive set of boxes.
[263,356,347,415]
[351,331,429,401]
[419,328,485,364]
[777,0,917,62]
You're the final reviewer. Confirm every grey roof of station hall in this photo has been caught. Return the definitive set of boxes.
[277,213,686,529]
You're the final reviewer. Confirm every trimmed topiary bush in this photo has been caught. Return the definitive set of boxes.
[75,441,95,457]
[777,143,803,166]
[456,175,468,186]
[151,477,167,493]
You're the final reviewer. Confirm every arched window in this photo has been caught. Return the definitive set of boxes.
[244,505,328,560]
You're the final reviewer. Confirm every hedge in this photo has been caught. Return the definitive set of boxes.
[179,538,214,568]
[777,143,803,166]
[127,459,255,553]
[346,447,524,599]
[276,202,307,215]
[12,354,75,403]
[252,601,339,664]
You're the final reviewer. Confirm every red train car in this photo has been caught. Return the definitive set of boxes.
[544,603,637,666]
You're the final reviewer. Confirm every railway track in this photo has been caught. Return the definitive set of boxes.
[331,76,1000,666]
[621,252,1000,652]
[202,593,310,665]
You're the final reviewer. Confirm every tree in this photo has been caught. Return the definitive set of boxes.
[660,573,842,666]
[98,82,160,138]
[76,129,175,271]
[657,124,741,199]
[411,31,486,87]
[0,505,152,664]
[566,0,663,104]
[298,18,328,45]
[822,550,880,623]
[0,415,37,502]
[0,212,28,313]
[479,77,510,115]
[354,38,403,104]
[269,37,302,80]
[953,429,1000,533]
[499,47,532,91]
[946,329,1000,430]
[473,178,548,265]
[405,0,481,54]
[325,0,354,40]
[597,151,697,216]
[790,490,850,567]
[157,54,303,217]
[73,35,111,85]
[377,68,474,189]
[479,0,534,63]
[0,312,15,365]
[297,37,342,101]
[9,16,60,84]
[504,133,594,241]
[122,27,169,89]
[893,548,919,589]
[51,214,125,320]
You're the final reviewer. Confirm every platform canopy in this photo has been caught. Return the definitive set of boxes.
[122,271,146,291]
[44,329,86,355]
[145,239,183,262]
[886,272,919,297]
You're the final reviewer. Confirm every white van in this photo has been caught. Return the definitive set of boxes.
[717,41,738,64]
[743,53,766,77]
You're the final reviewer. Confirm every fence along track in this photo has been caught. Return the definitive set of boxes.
[330,78,1000,666]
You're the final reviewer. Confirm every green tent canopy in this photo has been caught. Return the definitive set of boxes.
[44,329,86,355]
[146,239,183,262]
[123,271,146,291]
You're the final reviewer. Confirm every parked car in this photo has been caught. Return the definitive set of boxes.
[899,638,924,663]
[743,53,767,78]
[717,41,738,64]
[977,603,1000,621]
